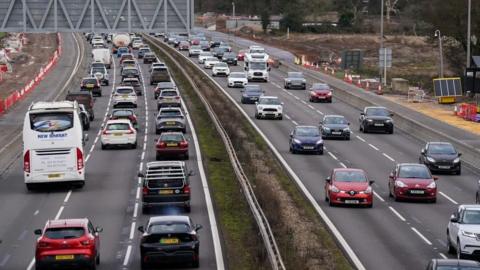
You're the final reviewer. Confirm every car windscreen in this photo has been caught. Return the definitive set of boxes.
[44,227,85,239]
[66,94,90,103]
[215,63,228,67]
[160,133,183,142]
[312,84,330,90]
[398,166,431,179]
[148,223,190,234]
[246,89,262,95]
[83,78,97,84]
[462,210,480,224]
[159,111,182,117]
[107,123,130,130]
[161,91,178,97]
[91,68,104,74]
[289,73,303,78]
[112,110,133,117]
[334,171,367,182]
[230,73,246,78]
[140,48,150,52]
[296,127,320,137]
[158,82,174,88]
[365,108,390,117]
[250,62,267,70]
[428,144,456,155]
[199,53,212,57]
[259,98,280,105]
[206,57,218,62]
[116,88,134,94]
[324,117,347,125]
[224,53,235,58]
[30,112,74,132]
[245,85,261,91]
[122,69,139,76]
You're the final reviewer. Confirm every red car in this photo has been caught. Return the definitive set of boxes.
[325,168,374,207]
[190,38,200,45]
[388,163,438,202]
[120,53,135,64]
[237,49,247,61]
[156,132,189,160]
[34,218,102,270]
[309,83,333,103]
[178,41,190,51]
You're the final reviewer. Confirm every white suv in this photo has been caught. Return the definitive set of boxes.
[113,86,138,108]
[212,62,230,76]
[198,52,213,64]
[101,119,137,149]
[203,57,220,69]
[447,204,480,258]
[227,72,248,88]
[255,96,283,120]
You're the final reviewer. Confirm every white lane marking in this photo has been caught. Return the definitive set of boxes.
[33,210,39,216]
[54,206,64,220]
[0,254,11,267]
[294,96,300,100]
[339,162,347,168]
[291,120,298,125]
[373,191,385,202]
[328,151,338,160]
[356,135,366,142]
[141,151,145,161]
[136,187,141,200]
[123,245,132,266]
[439,253,448,259]
[440,192,458,205]
[129,222,136,240]
[133,202,139,218]
[284,114,291,120]
[382,153,395,162]
[139,162,143,171]
[411,227,432,245]
[388,206,406,222]
[64,190,72,203]
[301,100,307,104]
[308,105,315,109]
[137,177,142,185]
[368,143,379,151]
[316,110,324,115]
[26,259,35,270]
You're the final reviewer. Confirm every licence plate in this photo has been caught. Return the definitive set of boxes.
[439,166,451,169]
[166,143,178,147]
[344,200,359,204]
[374,123,384,126]
[55,255,74,260]
[86,84,94,88]
[122,95,128,98]
[317,96,325,99]
[160,238,179,244]
[410,190,425,194]
[114,133,123,136]
[159,189,174,194]
[48,173,62,179]
[332,132,342,135]
[303,146,314,150]
[166,121,175,125]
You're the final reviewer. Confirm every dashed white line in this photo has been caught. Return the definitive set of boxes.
[284,114,291,120]
[139,162,143,171]
[439,192,458,205]
[292,120,298,125]
[26,259,35,270]
[388,206,406,222]
[294,96,300,100]
[316,110,324,115]
[328,151,338,160]
[63,190,72,203]
[123,245,132,266]
[356,135,366,142]
[439,253,448,259]
[133,202,139,218]
[129,222,136,240]
[54,206,64,220]
[368,143,379,151]
[382,153,395,162]
[136,186,141,199]
[339,162,347,168]
[33,210,39,216]
[301,100,307,104]
[141,152,145,161]
[373,191,385,202]
[411,227,432,245]
[308,105,315,109]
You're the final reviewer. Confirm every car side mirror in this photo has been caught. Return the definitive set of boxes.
[268,67,271,71]
[188,170,195,176]
[194,224,203,231]
[450,215,458,223]
[289,133,293,138]
[325,177,331,183]
[319,121,323,125]
[34,229,42,235]
[240,89,245,92]
[138,226,144,233]
[244,67,247,71]
[95,227,103,233]
[255,102,258,105]
[281,102,284,105]
[137,171,145,178]
[421,149,426,155]
[390,113,394,117]
[458,153,462,157]
[347,122,350,125]
[84,134,89,142]
[433,176,439,181]
[360,112,365,116]
[389,173,394,179]
[369,180,375,185]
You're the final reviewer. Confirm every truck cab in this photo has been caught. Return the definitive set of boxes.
[244,46,270,82]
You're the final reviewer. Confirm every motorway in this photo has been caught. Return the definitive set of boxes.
[162,32,480,269]
[0,35,222,270]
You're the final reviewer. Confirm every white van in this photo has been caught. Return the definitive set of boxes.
[92,48,112,69]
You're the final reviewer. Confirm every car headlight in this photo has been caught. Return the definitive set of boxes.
[462,230,477,238]
[385,119,392,123]
[258,106,263,110]
[293,139,301,144]
[286,79,291,83]
[316,140,323,145]
[395,181,407,188]
[426,182,436,189]
[426,157,435,163]
[363,186,372,194]
[323,127,331,132]
[367,119,373,122]
[343,127,350,132]
[330,185,340,193]
[454,157,461,163]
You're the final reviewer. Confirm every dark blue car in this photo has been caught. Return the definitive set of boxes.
[289,126,324,154]
[241,85,264,104]
[117,47,129,58]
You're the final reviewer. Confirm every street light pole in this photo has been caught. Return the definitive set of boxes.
[435,29,444,78]
[380,0,385,85]
[232,2,235,18]
[467,0,472,67]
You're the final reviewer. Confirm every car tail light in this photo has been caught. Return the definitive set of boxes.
[179,141,188,148]
[157,142,166,148]
[37,241,49,248]
[81,240,91,246]
[143,186,149,195]
[175,96,180,100]
[24,150,30,173]
[76,148,84,171]
[183,185,191,194]
[102,129,109,135]
[129,115,137,123]
[126,128,135,134]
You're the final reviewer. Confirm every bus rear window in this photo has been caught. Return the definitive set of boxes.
[30,112,74,132]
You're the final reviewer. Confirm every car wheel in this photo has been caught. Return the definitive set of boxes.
[476,192,479,204]
[255,113,260,119]
[457,240,464,259]
[26,183,36,191]
[388,184,393,197]
[345,136,350,141]
[182,128,187,133]
[90,260,97,270]
[192,258,199,268]
[132,142,137,149]
[318,150,324,155]
[388,127,394,134]
[430,198,437,203]
[101,143,106,150]
[155,153,161,161]
[105,81,109,86]
[366,203,373,208]
[90,115,94,121]
[328,99,333,103]
[184,203,191,213]
[447,232,456,254]
[278,116,283,120]
[359,124,363,132]
[456,167,461,175]
[328,198,335,207]
[76,181,85,189]
[96,253,100,265]
[35,262,44,270]
[363,126,368,133]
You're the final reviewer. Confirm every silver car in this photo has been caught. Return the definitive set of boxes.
[155,107,186,134]
[157,89,181,110]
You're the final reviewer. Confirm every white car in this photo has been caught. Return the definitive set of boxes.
[132,41,143,49]
[228,72,248,88]
[149,62,165,72]
[198,52,213,64]
[212,62,230,76]
[447,204,480,258]
[255,96,283,120]
[101,119,137,149]
[188,45,203,57]
[113,86,138,108]
[91,36,104,46]
[203,57,220,69]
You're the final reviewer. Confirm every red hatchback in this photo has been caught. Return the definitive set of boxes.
[237,49,247,61]
[309,83,333,103]
[34,218,102,270]
[156,132,189,160]
[325,168,374,207]
[389,163,438,202]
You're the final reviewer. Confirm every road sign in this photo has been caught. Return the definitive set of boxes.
[0,0,194,33]
[379,48,392,68]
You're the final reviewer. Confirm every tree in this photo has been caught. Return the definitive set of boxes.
[261,9,271,33]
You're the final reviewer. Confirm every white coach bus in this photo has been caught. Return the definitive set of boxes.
[23,101,87,190]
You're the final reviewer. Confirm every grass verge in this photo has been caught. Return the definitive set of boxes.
[148,41,270,270]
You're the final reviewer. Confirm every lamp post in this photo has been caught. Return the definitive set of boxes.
[467,0,472,67]
[380,0,386,85]
[435,29,444,78]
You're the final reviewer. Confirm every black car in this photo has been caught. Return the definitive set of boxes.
[320,115,351,140]
[359,106,394,134]
[143,52,157,64]
[121,67,141,81]
[138,216,202,269]
[199,41,210,51]
[210,40,221,48]
[426,259,480,270]
[420,142,461,175]
[241,85,264,104]
[222,52,238,65]
[212,47,228,59]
